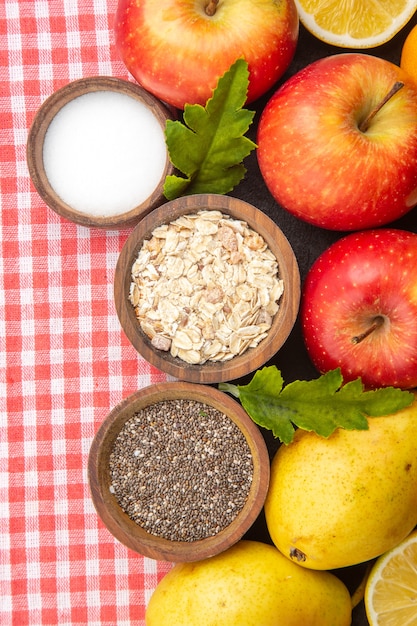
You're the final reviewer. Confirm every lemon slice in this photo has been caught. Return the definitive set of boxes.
[365,529,417,625]
[295,0,417,48]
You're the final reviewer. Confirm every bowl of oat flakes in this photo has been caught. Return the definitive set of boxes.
[114,194,300,383]
[88,381,270,562]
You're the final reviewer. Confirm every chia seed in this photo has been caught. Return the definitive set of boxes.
[108,399,254,542]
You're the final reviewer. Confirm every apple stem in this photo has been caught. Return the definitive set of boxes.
[205,0,219,16]
[359,81,404,133]
[351,315,385,345]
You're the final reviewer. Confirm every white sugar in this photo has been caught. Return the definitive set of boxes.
[42,90,167,217]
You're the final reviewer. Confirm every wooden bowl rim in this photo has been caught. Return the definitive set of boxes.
[114,193,301,383]
[88,381,270,562]
[26,76,175,229]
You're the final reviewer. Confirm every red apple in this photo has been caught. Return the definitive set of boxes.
[257,53,417,231]
[114,0,299,110]
[301,229,417,389]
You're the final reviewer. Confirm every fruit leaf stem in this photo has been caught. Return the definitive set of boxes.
[205,0,219,16]
[351,315,385,344]
[359,81,404,133]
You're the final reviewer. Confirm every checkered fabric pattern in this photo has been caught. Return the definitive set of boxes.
[0,2,174,624]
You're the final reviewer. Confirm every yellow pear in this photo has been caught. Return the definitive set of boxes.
[145,540,352,626]
[264,395,417,571]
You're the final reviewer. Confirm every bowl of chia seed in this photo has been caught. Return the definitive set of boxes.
[88,382,270,562]
[114,193,301,383]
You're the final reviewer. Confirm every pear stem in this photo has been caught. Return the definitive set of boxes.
[351,315,385,345]
[359,81,404,133]
[205,0,219,16]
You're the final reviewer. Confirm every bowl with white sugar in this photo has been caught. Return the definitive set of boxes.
[26,77,174,228]
[88,381,270,562]
[114,193,301,383]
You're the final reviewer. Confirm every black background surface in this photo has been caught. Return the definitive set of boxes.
[229,13,417,624]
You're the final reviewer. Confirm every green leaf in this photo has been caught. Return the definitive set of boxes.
[163,58,256,200]
[219,367,414,445]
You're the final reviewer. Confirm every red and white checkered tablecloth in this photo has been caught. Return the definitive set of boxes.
[1,2,174,624]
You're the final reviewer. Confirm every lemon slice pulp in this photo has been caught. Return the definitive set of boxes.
[365,529,417,625]
[295,0,417,48]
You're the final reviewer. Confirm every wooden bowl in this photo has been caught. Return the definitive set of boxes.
[114,193,300,383]
[26,76,174,229]
[88,382,270,562]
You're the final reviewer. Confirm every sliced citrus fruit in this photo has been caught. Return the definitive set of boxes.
[294,0,417,48]
[401,23,417,86]
[364,529,417,625]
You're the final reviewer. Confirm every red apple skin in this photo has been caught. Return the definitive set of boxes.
[257,53,417,231]
[301,229,417,389]
[114,0,299,110]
